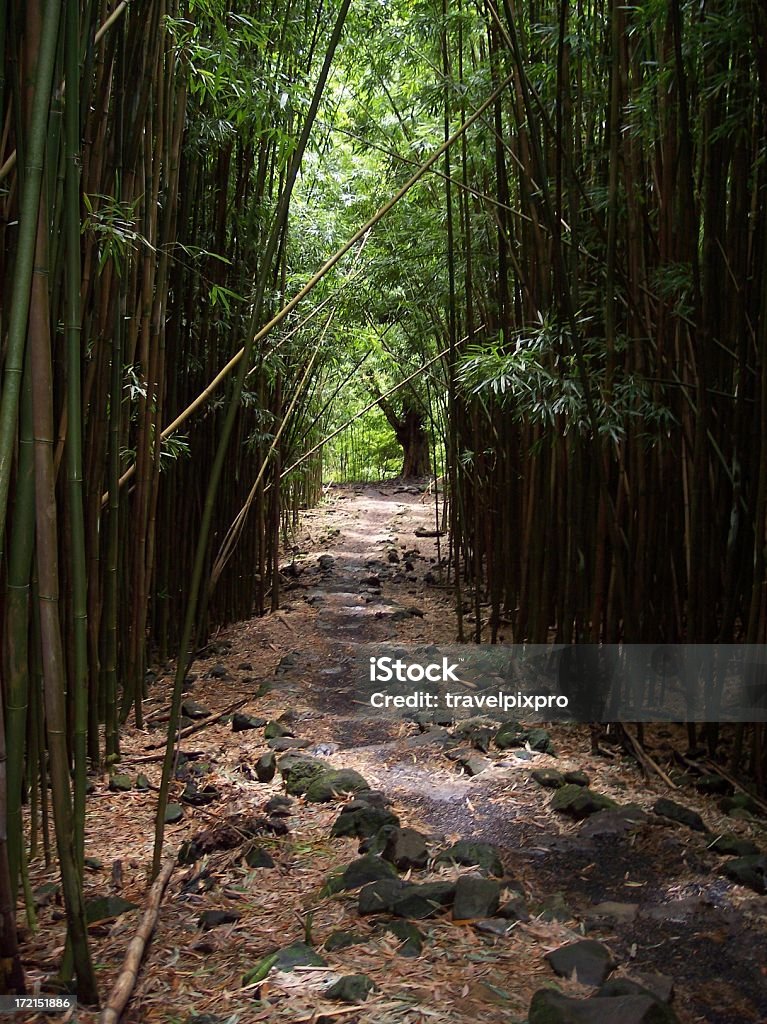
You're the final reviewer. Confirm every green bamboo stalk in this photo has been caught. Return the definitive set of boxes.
[0,0,63,550]
[64,0,89,863]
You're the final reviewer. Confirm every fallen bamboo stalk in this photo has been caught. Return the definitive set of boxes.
[99,856,176,1024]
[623,726,678,788]
[144,697,248,750]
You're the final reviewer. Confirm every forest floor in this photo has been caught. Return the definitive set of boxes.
[24,483,767,1024]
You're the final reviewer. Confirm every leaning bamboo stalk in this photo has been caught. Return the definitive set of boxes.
[98,857,175,1024]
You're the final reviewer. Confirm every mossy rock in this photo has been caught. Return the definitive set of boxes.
[551,785,617,819]
[305,768,370,803]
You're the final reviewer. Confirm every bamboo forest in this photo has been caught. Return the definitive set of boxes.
[1,0,767,1021]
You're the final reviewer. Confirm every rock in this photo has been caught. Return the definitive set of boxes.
[494,721,527,749]
[84,857,103,870]
[181,782,220,806]
[435,840,504,877]
[181,699,211,720]
[532,769,566,789]
[629,972,675,1004]
[387,549,400,563]
[187,1015,224,1024]
[719,793,760,815]
[722,854,767,894]
[109,773,132,792]
[565,770,590,787]
[473,918,516,937]
[537,892,574,922]
[237,662,253,671]
[551,785,617,819]
[597,979,662,1001]
[267,736,311,751]
[653,798,707,832]
[545,939,615,986]
[331,803,400,839]
[242,942,326,985]
[256,751,276,783]
[358,878,409,914]
[232,712,266,732]
[165,803,184,824]
[85,895,138,924]
[135,774,150,791]
[326,974,376,1003]
[580,805,647,837]
[279,755,329,795]
[528,728,556,754]
[498,895,529,922]
[324,930,366,952]
[264,720,294,739]
[209,663,231,679]
[453,875,500,920]
[708,834,759,857]
[265,795,292,816]
[584,902,639,925]
[377,919,423,956]
[243,846,275,868]
[318,554,335,570]
[305,768,370,803]
[340,854,399,890]
[694,773,732,796]
[391,881,457,919]
[197,909,240,930]
[382,828,429,870]
[529,988,679,1024]
[459,753,491,776]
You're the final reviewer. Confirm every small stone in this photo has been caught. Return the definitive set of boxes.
[326,973,376,1003]
[494,721,527,749]
[267,736,311,751]
[694,773,732,796]
[391,881,457,920]
[435,840,504,877]
[237,662,253,671]
[339,854,398,891]
[324,930,366,952]
[453,875,501,920]
[708,834,759,857]
[580,806,647,837]
[197,909,240,930]
[244,846,275,868]
[537,892,574,922]
[256,752,277,783]
[381,827,428,870]
[85,895,138,924]
[209,664,231,679]
[545,939,615,986]
[551,785,617,819]
[242,942,326,985]
[460,753,491,776]
[358,878,409,914]
[232,713,266,732]
[264,720,294,739]
[532,769,566,789]
[719,793,760,815]
[331,803,400,839]
[653,798,707,832]
[527,728,556,754]
[109,773,132,792]
[565,770,590,787]
[305,768,370,802]
[497,896,529,922]
[181,782,219,806]
[529,988,679,1024]
[722,854,767,894]
[265,795,292,816]
[472,918,515,937]
[84,857,103,870]
[318,554,335,570]
[135,774,150,791]
[279,755,329,795]
[165,803,184,824]
[182,699,211,720]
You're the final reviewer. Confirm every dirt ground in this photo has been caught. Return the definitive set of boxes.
[22,482,767,1024]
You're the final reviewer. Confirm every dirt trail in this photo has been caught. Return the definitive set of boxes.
[28,483,767,1024]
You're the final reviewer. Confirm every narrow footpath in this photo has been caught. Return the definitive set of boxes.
[28,484,767,1024]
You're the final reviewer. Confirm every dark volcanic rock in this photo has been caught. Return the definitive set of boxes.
[256,751,277,783]
[722,854,767,893]
[545,939,616,986]
[452,875,500,920]
[264,720,294,740]
[242,942,326,985]
[339,854,399,891]
[565,770,591,787]
[358,878,409,914]
[181,699,211,720]
[232,712,266,732]
[324,930,367,952]
[391,881,457,919]
[243,846,275,868]
[279,755,329,795]
[305,768,370,802]
[551,785,617,819]
[529,989,678,1023]
[165,803,184,824]
[580,805,647,837]
[494,721,527,750]
[377,918,423,956]
[708,834,759,857]
[331,803,400,839]
[435,839,504,877]
[326,974,376,1003]
[532,769,566,789]
[197,909,241,930]
[109,774,132,792]
[264,795,292,816]
[381,827,428,870]
[653,798,707,832]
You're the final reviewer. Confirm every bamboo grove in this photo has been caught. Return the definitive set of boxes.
[1,0,767,1001]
